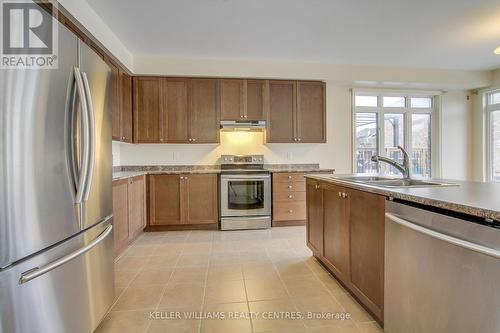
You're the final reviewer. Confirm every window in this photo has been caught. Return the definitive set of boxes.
[354,93,435,177]
[487,91,500,182]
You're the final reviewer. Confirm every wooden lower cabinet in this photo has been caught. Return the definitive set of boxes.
[305,179,385,326]
[112,175,147,257]
[148,173,218,229]
[305,180,323,254]
[272,173,307,225]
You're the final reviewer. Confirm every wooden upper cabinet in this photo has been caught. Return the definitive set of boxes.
[128,175,145,241]
[112,179,129,256]
[306,180,324,255]
[162,78,190,143]
[133,77,162,143]
[246,79,266,121]
[149,174,182,225]
[297,81,326,143]
[220,79,245,121]
[120,71,133,143]
[110,63,121,141]
[184,174,218,224]
[348,188,385,317]
[190,79,220,143]
[323,183,350,284]
[267,80,296,143]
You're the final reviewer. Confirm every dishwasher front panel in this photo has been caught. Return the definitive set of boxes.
[384,200,500,333]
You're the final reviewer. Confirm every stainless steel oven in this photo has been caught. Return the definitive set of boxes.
[219,155,271,230]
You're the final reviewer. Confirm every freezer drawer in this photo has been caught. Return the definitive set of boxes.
[385,200,500,333]
[0,219,114,333]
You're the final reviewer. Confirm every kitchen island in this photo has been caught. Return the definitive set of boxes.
[304,174,500,327]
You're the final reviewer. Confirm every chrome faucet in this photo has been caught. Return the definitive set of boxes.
[371,146,411,179]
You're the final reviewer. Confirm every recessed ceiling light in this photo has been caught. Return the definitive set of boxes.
[495,46,500,55]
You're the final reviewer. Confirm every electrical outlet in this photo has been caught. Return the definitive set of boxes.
[287,152,293,160]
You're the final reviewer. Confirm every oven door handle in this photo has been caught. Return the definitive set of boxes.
[221,174,270,180]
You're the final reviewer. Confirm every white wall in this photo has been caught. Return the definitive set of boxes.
[440,91,473,180]
[114,57,493,178]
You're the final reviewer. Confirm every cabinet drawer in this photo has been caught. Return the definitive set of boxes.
[273,191,306,202]
[273,201,306,221]
[273,181,306,193]
[273,173,305,183]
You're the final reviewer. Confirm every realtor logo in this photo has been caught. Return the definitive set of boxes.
[1,0,58,68]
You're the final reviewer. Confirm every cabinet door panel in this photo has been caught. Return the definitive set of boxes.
[297,81,326,143]
[163,78,190,143]
[267,80,295,143]
[349,189,385,310]
[220,79,244,121]
[323,184,350,281]
[149,175,182,225]
[121,71,133,143]
[112,179,129,256]
[190,79,220,143]
[185,174,218,224]
[111,63,121,141]
[306,180,323,254]
[128,176,145,241]
[133,77,161,143]
[246,79,265,120]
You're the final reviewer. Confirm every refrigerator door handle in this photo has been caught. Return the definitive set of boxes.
[19,222,113,284]
[80,72,95,202]
[73,67,90,205]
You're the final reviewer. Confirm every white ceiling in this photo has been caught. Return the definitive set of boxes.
[85,0,500,70]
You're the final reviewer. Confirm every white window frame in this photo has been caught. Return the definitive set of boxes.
[352,89,441,177]
[485,89,500,182]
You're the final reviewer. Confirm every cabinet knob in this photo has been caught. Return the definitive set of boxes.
[298,138,302,142]
[122,136,125,140]
[192,138,196,142]
[288,195,293,199]
[288,175,292,179]
[338,191,342,197]
[288,209,293,213]
[315,184,320,190]
[288,185,292,189]
[244,115,247,118]
[342,192,348,199]
[240,115,244,118]
[160,138,163,142]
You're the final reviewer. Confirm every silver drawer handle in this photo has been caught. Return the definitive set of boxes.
[19,223,113,284]
[386,213,500,259]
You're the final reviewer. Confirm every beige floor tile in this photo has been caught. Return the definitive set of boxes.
[95,310,150,333]
[114,288,125,302]
[112,286,164,311]
[205,279,247,304]
[282,275,330,298]
[177,253,210,268]
[169,266,208,284]
[242,263,279,280]
[292,295,345,327]
[306,321,362,333]
[200,302,252,333]
[334,293,375,324]
[158,282,205,310]
[356,321,384,333]
[124,244,158,257]
[129,268,173,287]
[249,298,305,332]
[209,252,240,266]
[115,256,146,272]
[154,243,184,255]
[147,317,200,333]
[182,242,213,254]
[315,272,348,295]
[275,259,315,278]
[114,269,139,288]
[207,265,243,282]
[245,278,288,301]
[145,254,179,269]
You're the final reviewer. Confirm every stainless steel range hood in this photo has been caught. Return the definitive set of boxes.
[220,120,266,131]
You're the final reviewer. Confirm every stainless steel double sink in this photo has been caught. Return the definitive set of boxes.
[331,176,458,188]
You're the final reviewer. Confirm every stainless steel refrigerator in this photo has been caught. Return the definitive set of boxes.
[0,20,114,333]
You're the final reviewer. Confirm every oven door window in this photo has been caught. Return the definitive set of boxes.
[227,180,265,210]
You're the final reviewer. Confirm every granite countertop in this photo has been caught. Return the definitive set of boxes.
[305,174,500,221]
[113,164,335,180]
